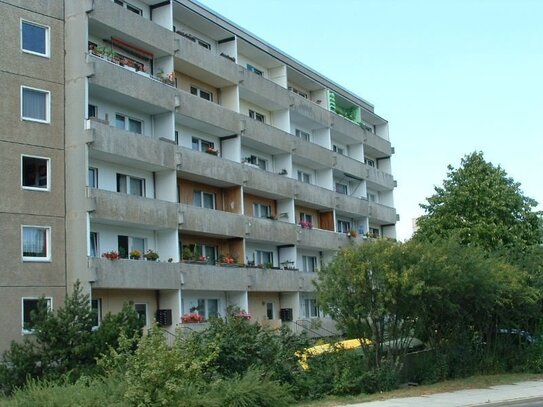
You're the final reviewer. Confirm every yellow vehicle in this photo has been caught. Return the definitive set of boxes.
[296,338,372,370]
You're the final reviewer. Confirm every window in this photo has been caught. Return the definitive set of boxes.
[88,104,97,119]
[116,173,145,196]
[21,20,49,57]
[266,302,274,320]
[337,219,351,234]
[89,232,98,257]
[249,109,265,123]
[244,155,267,170]
[254,250,273,266]
[21,155,50,191]
[196,299,219,318]
[22,226,51,261]
[253,203,271,218]
[114,0,143,15]
[295,129,310,141]
[367,192,377,203]
[299,212,313,224]
[369,227,380,238]
[190,86,213,102]
[247,64,263,76]
[21,86,50,123]
[91,298,102,328]
[115,114,143,134]
[191,137,215,152]
[22,297,52,333]
[88,167,98,188]
[333,144,345,155]
[335,182,348,195]
[302,256,317,273]
[193,191,215,209]
[297,171,311,184]
[118,235,145,259]
[134,303,148,327]
[288,86,308,99]
[365,157,375,168]
[302,298,319,319]
[196,38,211,50]
[192,244,217,263]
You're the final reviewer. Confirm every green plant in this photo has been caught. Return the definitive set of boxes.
[143,249,159,261]
[129,249,141,260]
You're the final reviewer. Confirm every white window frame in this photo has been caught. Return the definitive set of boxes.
[21,86,50,124]
[288,86,308,99]
[22,297,52,334]
[295,129,311,141]
[337,219,351,233]
[89,231,99,257]
[335,182,349,195]
[115,113,143,134]
[88,167,98,188]
[21,225,51,262]
[20,19,50,58]
[365,157,376,168]
[299,212,313,224]
[245,155,267,170]
[302,298,319,319]
[193,190,216,209]
[249,109,265,123]
[195,298,219,319]
[302,255,317,273]
[297,171,311,184]
[91,298,102,329]
[367,192,378,203]
[116,173,146,197]
[21,154,50,192]
[333,144,345,155]
[134,303,149,327]
[253,203,271,218]
[254,250,273,266]
[191,137,215,152]
[192,244,218,263]
[190,86,213,102]
[113,0,143,16]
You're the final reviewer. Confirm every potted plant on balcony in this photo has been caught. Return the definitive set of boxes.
[129,249,142,260]
[206,147,219,156]
[219,254,237,266]
[102,250,120,261]
[181,313,205,324]
[299,220,313,229]
[144,249,159,261]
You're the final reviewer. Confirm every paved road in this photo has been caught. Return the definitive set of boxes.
[344,380,543,406]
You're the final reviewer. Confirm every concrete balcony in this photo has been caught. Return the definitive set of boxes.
[242,119,293,154]
[244,165,296,199]
[178,204,246,237]
[174,36,238,87]
[89,56,177,114]
[181,262,316,292]
[367,166,395,190]
[365,130,393,157]
[247,217,297,244]
[369,202,397,224]
[238,69,291,111]
[177,148,245,184]
[335,194,370,218]
[89,257,181,289]
[88,120,177,171]
[297,227,342,251]
[290,94,331,129]
[89,0,175,58]
[294,182,336,209]
[89,189,180,229]
[176,91,240,135]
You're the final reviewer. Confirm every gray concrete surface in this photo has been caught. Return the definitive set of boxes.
[345,380,543,406]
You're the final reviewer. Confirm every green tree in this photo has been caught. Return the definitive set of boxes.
[315,239,420,368]
[414,151,542,252]
[0,282,142,395]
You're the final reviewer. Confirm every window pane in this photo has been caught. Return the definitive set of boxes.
[257,159,266,170]
[22,156,48,189]
[89,232,98,257]
[202,192,214,209]
[91,299,101,327]
[207,300,218,318]
[204,246,216,262]
[266,303,273,320]
[190,87,198,96]
[22,22,46,55]
[23,299,40,330]
[129,177,143,196]
[197,299,206,315]
[22,227,47,258]
[128,118,142,134]
[191,137,199,151]
[115,114,126,129]
[88,104,97,118]
[116,174,127,193]
[131,237,145,253]
[22,88,46,121]
[193,191,202,207]
[134,304,147,326]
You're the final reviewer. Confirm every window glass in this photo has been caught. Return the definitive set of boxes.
[22,226,49,260]
[134,303,148,326]
[266,302,274,320]
[89,232,98,257]
[129,177,144,196]
[23,298,51,332]
[88,104,97,118]
[335,183,348,195]
[295,129,310,141]
[22,21,47,56]
[115,114,126,129]
[202,192,214,209]
[91,298,102,327]
[193,191,202,207]
[22,87,48,122]
[88,167,98,188]
[22,156,49,190]
[297,171,310,184]
[207,299,219,318]
[128,118,142,134]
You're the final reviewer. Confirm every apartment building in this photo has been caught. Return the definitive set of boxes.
[0,0,397,351]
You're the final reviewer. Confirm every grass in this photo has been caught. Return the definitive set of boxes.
[297,373,543,406]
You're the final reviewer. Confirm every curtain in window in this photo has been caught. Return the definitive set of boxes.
[22,89,46,121]
[23,227,46,257]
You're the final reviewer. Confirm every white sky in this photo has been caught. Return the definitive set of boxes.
[199,0,543,240]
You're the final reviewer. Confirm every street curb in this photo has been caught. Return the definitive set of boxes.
[468,395,543,406]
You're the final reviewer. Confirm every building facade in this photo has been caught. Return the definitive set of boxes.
[0,0,397,351]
